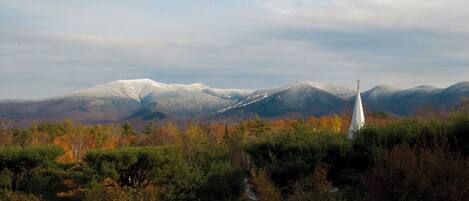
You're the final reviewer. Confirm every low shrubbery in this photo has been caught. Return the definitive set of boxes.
[84,146,244,201]
[0,190,42,201]
[0,146,63,191]
[246,121,350,189]
[361,144,469,201]
[85,147,179,188]
[83,186,158,201]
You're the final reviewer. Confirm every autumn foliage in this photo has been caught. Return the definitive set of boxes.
[0,111,468,200]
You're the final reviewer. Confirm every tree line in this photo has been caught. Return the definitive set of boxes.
[0,110,468,201]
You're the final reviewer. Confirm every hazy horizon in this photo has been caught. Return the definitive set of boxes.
[2,0,469,99]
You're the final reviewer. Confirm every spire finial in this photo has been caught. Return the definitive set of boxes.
[357,79,360,91]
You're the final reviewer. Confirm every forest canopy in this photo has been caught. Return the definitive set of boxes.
[0,111,468,201]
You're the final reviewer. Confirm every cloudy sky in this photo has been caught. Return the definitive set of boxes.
[1,0,468,99]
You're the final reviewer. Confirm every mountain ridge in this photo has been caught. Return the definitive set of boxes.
[1,79,468,123]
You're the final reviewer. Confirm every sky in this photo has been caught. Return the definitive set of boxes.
[1,0,469,99]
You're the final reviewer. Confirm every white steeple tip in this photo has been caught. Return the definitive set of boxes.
[348,79,365,139]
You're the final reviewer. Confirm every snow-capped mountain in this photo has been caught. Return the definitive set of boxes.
[292,81,355,98]
[214,81,354,116]
[0,79,251,123]
[358,82,468,115]
[65,79,250,102]
[214,81,469,119]
[0,80,468,123]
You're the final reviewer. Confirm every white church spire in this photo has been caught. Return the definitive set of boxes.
[348,79,365,139]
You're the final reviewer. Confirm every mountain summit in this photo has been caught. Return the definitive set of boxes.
[0,79,251,123]
[66,79,251,102]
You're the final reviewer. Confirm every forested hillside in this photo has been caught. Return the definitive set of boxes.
[0,110,468,201]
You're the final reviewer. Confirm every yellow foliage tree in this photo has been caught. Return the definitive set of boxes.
[250,169,282,201]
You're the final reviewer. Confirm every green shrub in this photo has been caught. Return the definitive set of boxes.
[246,126,350,189]
[85,146,180,188]
[84,186,158,201]
[0,189,42,201]
[158,154,245,201]
[197,160,245,201]
[360,144,469,201]
[0,146,63,191]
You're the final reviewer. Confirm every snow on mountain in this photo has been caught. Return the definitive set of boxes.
[214,93,269,114]
[0,79,254,122]
[364,85,401,98]
[444,81,469,93]
[291,81,355,98]
[213,80,351,118]
[65,79,161,101]
[2,80,469,123]
[399,85,442,95]
[64,79,251,103]
[214,81,354,114]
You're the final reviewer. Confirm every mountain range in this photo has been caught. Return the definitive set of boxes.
[1,79,468,123]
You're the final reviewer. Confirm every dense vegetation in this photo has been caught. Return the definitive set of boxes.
[0,109,468,201]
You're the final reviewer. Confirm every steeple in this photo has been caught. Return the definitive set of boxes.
[348,79,365,139]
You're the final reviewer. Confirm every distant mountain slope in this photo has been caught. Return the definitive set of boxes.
[215,81,469,118]
[0,79,251,123]
[214,81,352,118]
[361,82,469,115]
[433,81,469,108]
[0,80,468,123]
[362,85,443,115]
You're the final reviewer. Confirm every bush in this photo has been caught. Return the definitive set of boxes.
[0,146,63,191]
[85,146,180,188]
[250,168,282,201]
[246,127,350,188]
[158,154,245,201]
[0,189,42,201]
[85,146,245,201]
[360,144,469,201]
[353,114,469,157]
[196,160,245,201]
[84,186,158,201]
